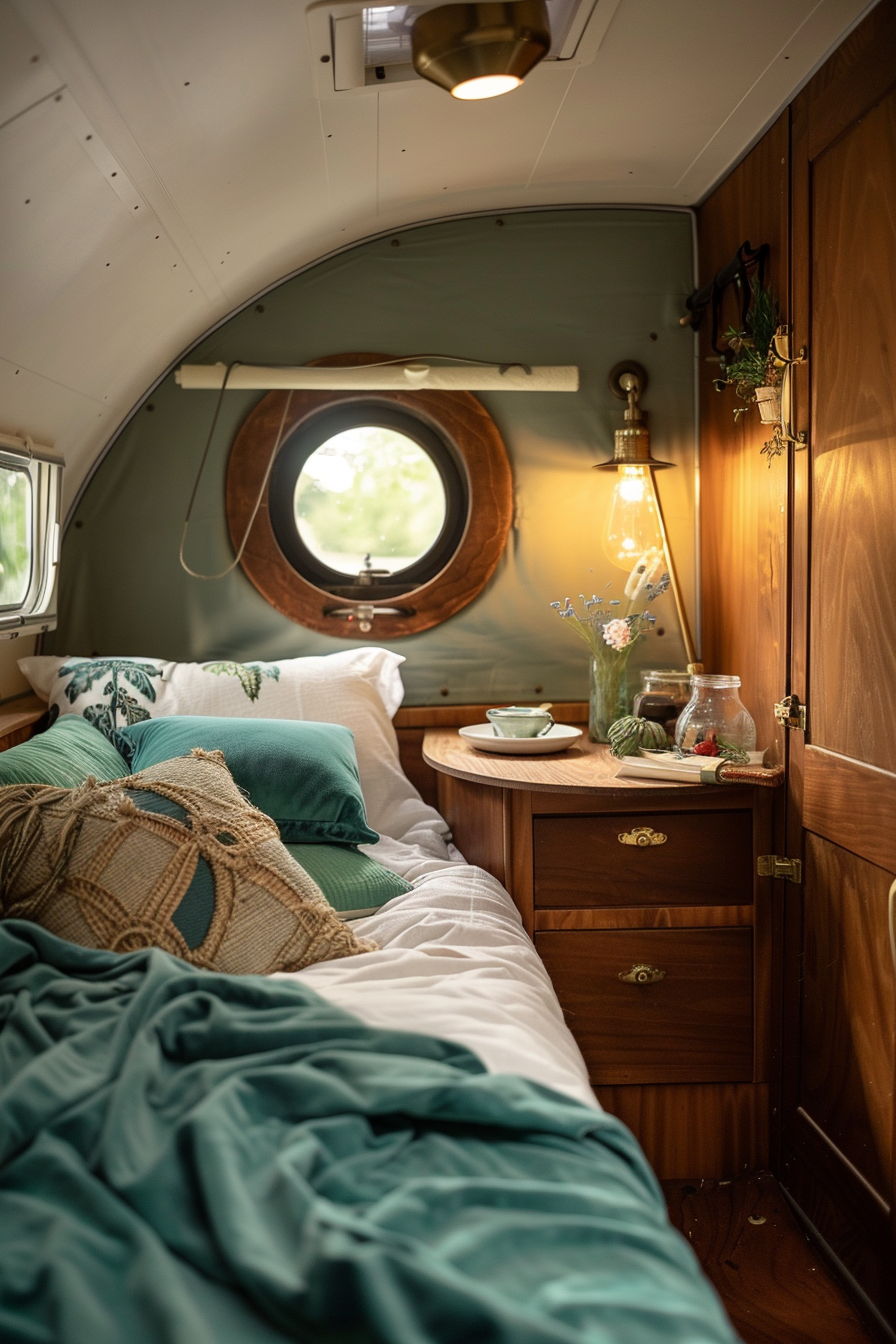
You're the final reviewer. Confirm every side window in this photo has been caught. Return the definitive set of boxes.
[0,436,63,639]
[226,372,513,638]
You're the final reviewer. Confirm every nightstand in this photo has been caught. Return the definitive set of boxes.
[422,728,776,1179]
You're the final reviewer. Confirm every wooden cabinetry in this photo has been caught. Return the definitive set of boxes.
[423,730,775,1178]
[696,5,896,1326]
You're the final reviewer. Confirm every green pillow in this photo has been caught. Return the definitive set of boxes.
[285,844,412,918]
[0,714,130,787]
[122,716,378,846]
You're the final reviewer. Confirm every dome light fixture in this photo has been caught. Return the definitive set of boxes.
[411,0,551,100]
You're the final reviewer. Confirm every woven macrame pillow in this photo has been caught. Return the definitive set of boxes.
[0,748,376,974]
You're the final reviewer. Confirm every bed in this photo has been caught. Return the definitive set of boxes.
[0,648,741,1343]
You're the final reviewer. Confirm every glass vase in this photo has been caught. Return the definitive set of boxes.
[588,653,631,743]
[674,674,757,753]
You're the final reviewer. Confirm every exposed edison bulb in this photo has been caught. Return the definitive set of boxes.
[602,465,664,570]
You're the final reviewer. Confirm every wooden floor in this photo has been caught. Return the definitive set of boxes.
[663,1173,887,1344]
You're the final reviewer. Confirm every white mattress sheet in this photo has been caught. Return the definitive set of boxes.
[277,832,598,1111]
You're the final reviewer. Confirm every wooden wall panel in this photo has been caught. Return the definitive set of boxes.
[594,1082,769,1180]
[696,114,790,769]
[798,835,895,1199]
[809,90,896,774]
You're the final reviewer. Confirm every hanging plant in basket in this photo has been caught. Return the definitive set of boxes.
[713,278,786,460]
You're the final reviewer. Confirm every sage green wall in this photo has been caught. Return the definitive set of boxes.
[52,208,697,705]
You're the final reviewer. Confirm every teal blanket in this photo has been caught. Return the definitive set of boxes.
[0,922,739,1344]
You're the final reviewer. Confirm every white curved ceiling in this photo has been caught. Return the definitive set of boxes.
[0,0,873,508]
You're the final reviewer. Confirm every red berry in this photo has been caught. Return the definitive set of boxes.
[693,740,720,756]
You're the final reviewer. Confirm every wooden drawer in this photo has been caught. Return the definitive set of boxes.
[533,810,753,908]
[535,927,753,1085]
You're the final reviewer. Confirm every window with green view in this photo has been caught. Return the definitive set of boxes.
[294,426,447,576]
[0,466,32,608]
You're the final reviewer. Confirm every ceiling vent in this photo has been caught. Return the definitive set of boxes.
[307,0,620,95]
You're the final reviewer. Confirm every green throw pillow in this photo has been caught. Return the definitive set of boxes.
[122,716,378,846]
[0,714,130,788]
[284,844,412,919]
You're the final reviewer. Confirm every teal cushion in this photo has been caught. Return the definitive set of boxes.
[122,716,378,846]
[284,843,412,918]
[0,714,130,787]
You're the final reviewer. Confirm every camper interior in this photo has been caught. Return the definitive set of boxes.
[1,0,895,1340]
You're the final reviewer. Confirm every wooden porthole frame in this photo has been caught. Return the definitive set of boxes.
[225,355,514,639]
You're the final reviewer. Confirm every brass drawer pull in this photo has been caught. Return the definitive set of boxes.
[618,826,667,847]
[619,964,667,985]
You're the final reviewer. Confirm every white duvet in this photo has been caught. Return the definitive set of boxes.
[279,830,599,1111]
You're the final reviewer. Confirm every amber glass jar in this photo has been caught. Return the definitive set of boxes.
[631,670,692,738]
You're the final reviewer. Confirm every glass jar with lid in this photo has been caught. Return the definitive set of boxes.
[674,674,756,753]
[632,669,692,738]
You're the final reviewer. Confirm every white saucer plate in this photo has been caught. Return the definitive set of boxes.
[459,723,583,755]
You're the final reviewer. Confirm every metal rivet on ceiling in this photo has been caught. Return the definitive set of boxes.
[495,218,504,226]
[648,332,658,341]
[146,404,155,413]
[111,171,117,177]
[184,81,190,86]
[256,304,265,313]
[24,199,30,204]
[74,520,83,528]
[320,54,330,62]
[86,134,93,141]
[440,688,449,697]
[391,238,400,247]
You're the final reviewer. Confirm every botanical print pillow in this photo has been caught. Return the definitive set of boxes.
[17,647,445,840]
[0,749,377,975]
[19,648,404,728]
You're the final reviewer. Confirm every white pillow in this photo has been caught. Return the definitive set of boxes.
[18,648,448,844]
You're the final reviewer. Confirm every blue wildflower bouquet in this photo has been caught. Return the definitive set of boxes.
[550,568,670,742]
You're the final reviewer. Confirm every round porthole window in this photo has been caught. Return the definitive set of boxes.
[267,401,468,599]
[225,355,513,639]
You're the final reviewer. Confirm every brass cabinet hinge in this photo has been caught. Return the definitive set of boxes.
[774,692,807,732]
[758,855,803,883]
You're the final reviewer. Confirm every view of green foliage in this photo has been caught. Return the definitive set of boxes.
[0,467,32,607]
[294,427,447,574]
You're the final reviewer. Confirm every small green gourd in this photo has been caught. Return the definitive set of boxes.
[607,715,670,759]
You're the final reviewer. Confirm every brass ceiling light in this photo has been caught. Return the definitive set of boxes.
[411,1,551,101]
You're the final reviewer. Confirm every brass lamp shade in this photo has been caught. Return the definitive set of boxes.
[411,1,551,100]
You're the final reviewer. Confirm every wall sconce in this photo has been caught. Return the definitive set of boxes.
[593,361,697,666]
[411,0,551,100]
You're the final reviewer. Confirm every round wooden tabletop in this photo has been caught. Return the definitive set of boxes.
[421,727,710,795]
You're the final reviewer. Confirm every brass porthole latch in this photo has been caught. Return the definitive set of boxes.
[619,965,667,985]
[617,826,667,847]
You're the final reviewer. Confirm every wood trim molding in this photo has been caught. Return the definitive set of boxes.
[225,354,513,639]
[0,695,48,752]
[803,745,896,875]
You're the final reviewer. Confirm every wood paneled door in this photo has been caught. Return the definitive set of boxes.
[781,5,896,1328]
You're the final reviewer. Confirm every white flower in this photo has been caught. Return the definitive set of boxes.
[602,618,632,651]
